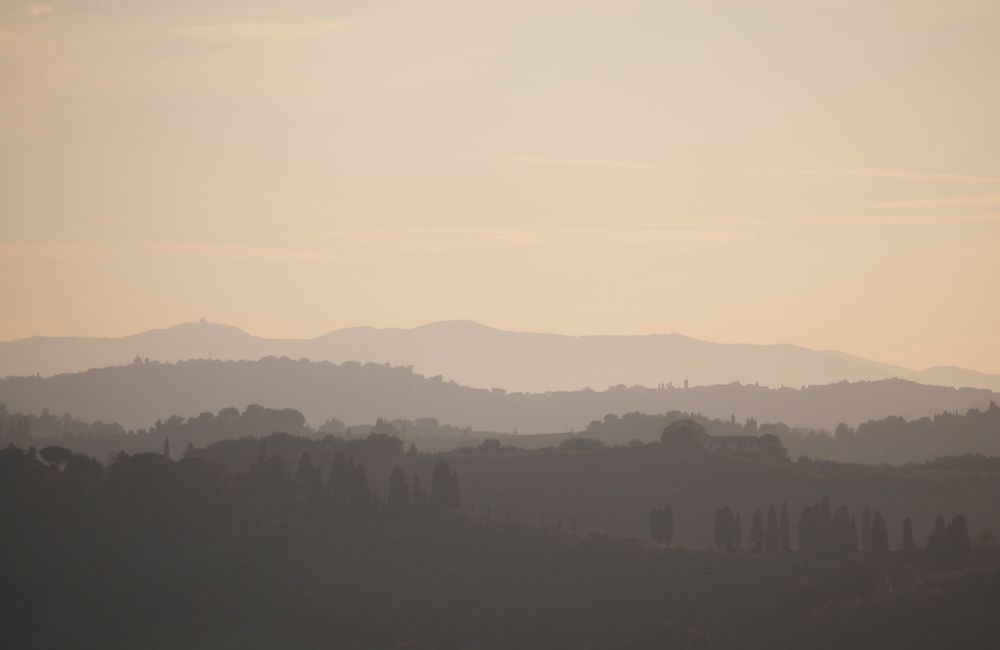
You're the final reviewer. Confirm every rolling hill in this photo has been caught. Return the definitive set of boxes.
[0,357,997,434]
[2,320,999,393]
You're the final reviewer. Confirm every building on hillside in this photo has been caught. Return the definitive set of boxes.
[661,419,786,459]
[701,435,761,454]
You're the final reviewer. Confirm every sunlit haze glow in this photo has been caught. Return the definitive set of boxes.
[2,0,998,372]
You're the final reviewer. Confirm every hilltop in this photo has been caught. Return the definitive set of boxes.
[3,320,998,393]
[0,356,997,434]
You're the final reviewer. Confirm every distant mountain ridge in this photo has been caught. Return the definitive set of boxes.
[2,320,998,393]
[0,357,996,434]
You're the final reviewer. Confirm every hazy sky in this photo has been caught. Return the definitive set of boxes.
[2,0,999,372]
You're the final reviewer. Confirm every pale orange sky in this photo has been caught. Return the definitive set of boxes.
[1,1,999,372]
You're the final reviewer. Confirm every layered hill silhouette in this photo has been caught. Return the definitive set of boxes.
[2,320,999,393]
[0,357,996,433]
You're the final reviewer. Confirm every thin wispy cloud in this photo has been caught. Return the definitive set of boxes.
[177,21,353,44]
[322,226,749,254]
[19,2,53,16]
[0,242,107,260]
[748,168,1000,185]
[807,213,1000,226]
[647,213,1000,228]
[481,155,659,171]
[859,194,1000,209]
[150,241,333,262]
[6,232,746,267]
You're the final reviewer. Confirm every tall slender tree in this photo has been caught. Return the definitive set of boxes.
[713,506,737,550]
[388,466,411,516]
[831,505,855,556]
[861,505,872,555]
[295,452,315,483]
[944,514,971,563]
[649,508,666,543]
[902,517,915,555]
[871,510,890,559]
[411,474,424,507]
[927,514,947,564]
[328,451,348,509]
[295,452,321,502]
[713,507,723,548]
[349,462,371,516]
[750,508,764,552]
[663,502,674,545]
[722,506,737,550]
[765,503,779,553]
[779,502,790,553]
[430,462,460,511]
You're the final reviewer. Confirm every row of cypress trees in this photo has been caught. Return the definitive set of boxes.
[712,503,791,552]
[648,502,674,544]
[651,495,972,566]
[289,450,461,517]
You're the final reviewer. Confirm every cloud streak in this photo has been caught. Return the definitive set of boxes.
[648,213,1000,228]
[748,168,1000,184]
[806,213,1000,226]
[0,242,108,261]
[19,2,53,16]
[150,241,333,262]
[859,194,1000,209]
[481,155,660,171]
[177,21,353,43]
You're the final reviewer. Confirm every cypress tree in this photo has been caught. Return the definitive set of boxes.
[295,453,314,483]
[450,468,461,509]
[721,506,736,550]
[902,517,915,555]
[328,451,348,509]
[649,503,675,545]
[713,507,723,548]
[797,503,821,558]
[349,462,371,516]
[944,515,971,564]
[734,512,743,550]
[163,437,171,460]
[927,514,947,565]
[861,505,872,555]
[649,508,666,543]
[430,462,460,511]
[871,510,889,559]
[388,466,410,516]
[831,505,855,557]
[712,506,736,550]
[411,474,424,507]
[765,503,779,553]
[294,452,321,502]
[779,502,790,553]
[751,507,764,552]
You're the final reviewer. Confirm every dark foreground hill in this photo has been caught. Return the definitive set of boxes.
[185,432,1000,549]
[0,357,997,434]
[4,319,999,393]
[5,400,1000,466]
[3,446,998,650]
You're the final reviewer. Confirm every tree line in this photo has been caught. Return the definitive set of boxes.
[648,494,972,567]
[2,440,462,527]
